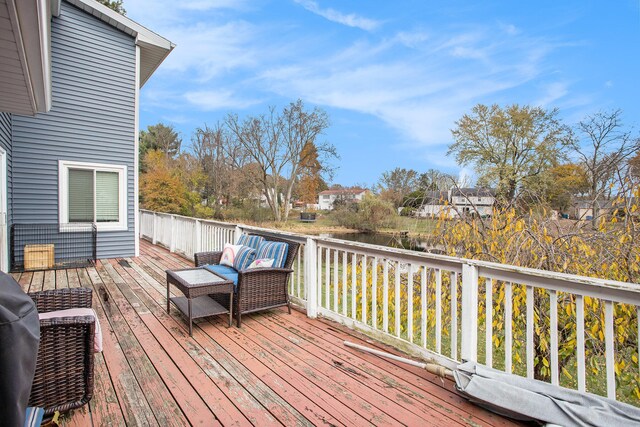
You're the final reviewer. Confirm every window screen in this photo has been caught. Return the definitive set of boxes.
[68,169,94,222]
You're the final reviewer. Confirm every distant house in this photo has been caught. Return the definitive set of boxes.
[415,188,496,218]
[0,0,174,271]
[573,199,615,221]
[450,188,496,217]
[318,188,368,210]
[414,191,451,218]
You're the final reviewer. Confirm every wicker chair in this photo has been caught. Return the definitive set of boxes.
[28,288,95,416]
[195,233,300,327]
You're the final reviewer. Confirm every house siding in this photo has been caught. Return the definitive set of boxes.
[10,1,136,258]
[0,112,11,225]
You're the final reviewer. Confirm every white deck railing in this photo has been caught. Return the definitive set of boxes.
[139,209,640,403]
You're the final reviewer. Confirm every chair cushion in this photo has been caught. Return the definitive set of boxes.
[237,234,265,251]
[248,258,274,269]
[256,241,289,268]
[233,246,256,271]
[203,264,239,286]
[220,243,243,267]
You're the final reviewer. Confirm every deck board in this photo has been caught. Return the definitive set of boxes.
[41,239,524,427]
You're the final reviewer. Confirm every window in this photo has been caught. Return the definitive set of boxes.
[59,161,127,231]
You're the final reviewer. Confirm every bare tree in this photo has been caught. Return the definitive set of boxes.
[571,110,640,227]
[225,100,335,221]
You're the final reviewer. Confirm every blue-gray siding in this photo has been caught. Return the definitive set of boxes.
[11,1,136,258]
[0,112,11,226]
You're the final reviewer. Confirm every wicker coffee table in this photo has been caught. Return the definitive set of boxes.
[166,267,234,336]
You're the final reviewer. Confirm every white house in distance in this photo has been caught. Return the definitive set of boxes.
[415,188,496,218]
[318,188,368,210]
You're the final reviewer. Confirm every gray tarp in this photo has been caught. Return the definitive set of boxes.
[0,272,40,427]
[454,361,640,426]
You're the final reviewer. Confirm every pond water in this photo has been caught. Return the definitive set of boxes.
[319,232,433,252]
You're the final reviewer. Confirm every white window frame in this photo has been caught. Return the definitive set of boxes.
[59,160,128,232]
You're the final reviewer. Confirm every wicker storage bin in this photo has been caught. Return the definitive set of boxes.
[24,244,55,270]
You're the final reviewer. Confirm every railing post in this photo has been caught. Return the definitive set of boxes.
[152,212,157,245]
[170,215,176,252]
[195,219,202,253]
[461,263,479,362]
[305,237,318,318]
[234,225,243,243]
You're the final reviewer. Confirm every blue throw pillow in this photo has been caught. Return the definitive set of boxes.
[256,241,289,268]
[233,245,256,271]
[237,234,265,251]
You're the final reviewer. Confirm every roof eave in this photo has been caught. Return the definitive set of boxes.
[3,0,53,115]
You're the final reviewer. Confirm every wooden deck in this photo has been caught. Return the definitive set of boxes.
[15,239,521,426]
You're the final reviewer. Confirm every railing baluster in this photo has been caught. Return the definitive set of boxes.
[461,264,478,362]
[505,282,512,373]
[362,255,368,324]
[352,252,357,319]
[451,272,458,360]
[297,247,301,299]
[372,257,378,329]
[407,264,414,343]
[395,261,401,338]
[576,295,585,392]
[435,269,442,354]
[317,246,323,310]
[550,290,559,385]
[421,267,427,348]
[486,278,493,368]
[325,248,330,309]
[304,237,318,318]
[333,250,339,312]
[526,285,534,379]
[605,301,615,399]
[383,259,389,333]
[342,251,347,316]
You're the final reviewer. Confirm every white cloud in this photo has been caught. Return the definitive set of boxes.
[258,26,553,149]
[184,90,261,110]
[156,21,259,81]
[534,81,569,107]
[293,0,381,31]
[499,23,520,36]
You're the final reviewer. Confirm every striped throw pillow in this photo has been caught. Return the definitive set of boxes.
[256,241,289,268]
[237,234,265,251]
[233,246,256,271]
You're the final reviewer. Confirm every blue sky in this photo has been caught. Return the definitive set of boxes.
[127,0,640,187]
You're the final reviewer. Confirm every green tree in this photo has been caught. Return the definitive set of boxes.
[97,0,125,14]
[449,104,572,202]
[140,123,182,170]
